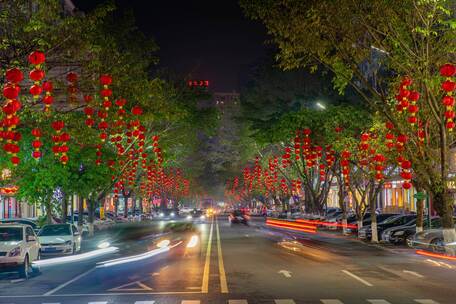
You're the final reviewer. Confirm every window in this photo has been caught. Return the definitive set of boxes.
[26,227,35,237]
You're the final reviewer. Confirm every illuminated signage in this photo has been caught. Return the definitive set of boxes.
[188,80,209,88]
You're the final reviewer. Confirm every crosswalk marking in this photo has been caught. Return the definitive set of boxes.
[134,301,155,304]
[415,300,440,304]
[274,300,296,304]
[368,300,392,304]
[321,300,344,304]
[228,301,248,304]
[181,301,200,304]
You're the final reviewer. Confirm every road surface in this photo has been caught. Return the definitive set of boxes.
[0,217,455,304]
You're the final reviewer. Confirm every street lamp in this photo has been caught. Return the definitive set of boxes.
[316,102,326,110]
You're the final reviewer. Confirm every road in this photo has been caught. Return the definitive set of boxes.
[0,216,456,303]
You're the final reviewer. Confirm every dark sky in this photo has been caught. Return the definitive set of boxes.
[73,0,268,92]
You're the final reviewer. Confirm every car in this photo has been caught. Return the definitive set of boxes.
[0,218,39,233]
[38,224,81,255]
[358,214,416,240]
[0,224,40,279]
[156,209,178,220]
[382,217,441,245]
[345,213,399,233]
[186,209,205,221]
[229,210,249,225]
[407,219,456,253]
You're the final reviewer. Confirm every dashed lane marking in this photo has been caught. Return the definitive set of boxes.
[274,300,296,304]
[321,300,344,304]
[367,300,392,304]
[43,268,96,296]
[341,270,373,287]
[228,301,248,304]
[134,301,155,304]
[415,300,441,304]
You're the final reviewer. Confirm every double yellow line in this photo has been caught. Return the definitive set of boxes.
[201,217,228,293]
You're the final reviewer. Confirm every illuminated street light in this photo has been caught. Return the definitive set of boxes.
[316,102,326,110]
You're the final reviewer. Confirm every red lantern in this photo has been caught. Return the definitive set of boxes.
[440,64,456,77]
[132,106,143,116]
[3,85,19,99]
[11,156,20,166]
[403,182,412,190]
[29,84,42,96]
[66,72,78,83]
[100,74,112,86]
[28,51,45,65]
[29,69,45,81]
[442,80,456,92]
[443,96,455,106]
[6,68,23,83]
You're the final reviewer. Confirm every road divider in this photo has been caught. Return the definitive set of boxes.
[266,218,317,234]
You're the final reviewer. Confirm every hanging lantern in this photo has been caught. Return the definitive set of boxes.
[27,51,46,99]
[31,128,42,159]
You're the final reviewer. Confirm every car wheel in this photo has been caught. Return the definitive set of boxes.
[430,238,445,253]
[19,255,30,279]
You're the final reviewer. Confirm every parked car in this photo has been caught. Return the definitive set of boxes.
[38,224,81,255]
[229,210,249,225]
[0,224,40,278]
[382,217,441,245]
[0,218,39,233]
[187,209,205,220]
[358,214,416,240]
[346,213,398,233]
[407,219,456,252]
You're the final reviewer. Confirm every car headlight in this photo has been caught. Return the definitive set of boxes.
[159,213,164,217]
[200,215,205,219]
[170,212,175,217]
[186,215,192,220]
[393,231,405,236]
[9,246,21,257]
[65,240,72,245]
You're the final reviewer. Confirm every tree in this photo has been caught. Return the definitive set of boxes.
[241,0,456,245]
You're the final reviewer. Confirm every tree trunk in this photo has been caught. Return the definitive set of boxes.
[416,198,425,233]
[61,195,68,223]
[369,197,378,243]
[45,201,53,224]
[114,197,118,217]
[77,196,84,232]
[87,199,96,237]
[124,196,129,218]
[432,189,456,254]
[336,175,348,234]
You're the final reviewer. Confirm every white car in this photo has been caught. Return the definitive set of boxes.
[0,224,40,278]
[38,224,81,255]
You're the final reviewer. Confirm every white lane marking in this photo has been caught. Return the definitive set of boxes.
[275,300,296,304]
[43,268,96,296]
[321,300,344,304]
[368,300,392,304]
[415,300,441,304]
[228,301,248,304]
[341,270,373,287]
[88,302,107,304]
[181,301,200,304]
[108,280,153,291]
[135,301,155,304]
[278,270,292,278]
[403,270,424,278]
[10,279,25,283]
[42,303,61,304]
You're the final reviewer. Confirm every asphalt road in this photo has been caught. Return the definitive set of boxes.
[0,217,456,304]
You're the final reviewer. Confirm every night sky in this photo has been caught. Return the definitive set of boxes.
[73,0,268,92]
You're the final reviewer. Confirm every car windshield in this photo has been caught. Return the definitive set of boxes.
[39,224,71,236]
[0,227,22,241]
[380,215,402,224]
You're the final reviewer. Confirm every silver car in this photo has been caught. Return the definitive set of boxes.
[408,225,456,253]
